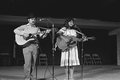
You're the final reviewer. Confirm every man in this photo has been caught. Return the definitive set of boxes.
[14,13,50,80]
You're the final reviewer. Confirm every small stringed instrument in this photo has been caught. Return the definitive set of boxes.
[56,35,95,51]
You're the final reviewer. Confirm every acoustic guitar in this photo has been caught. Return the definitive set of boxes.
[15,29,51,46]
[56,35,95,51]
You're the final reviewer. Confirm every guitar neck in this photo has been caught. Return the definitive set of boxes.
[86,36,95,40]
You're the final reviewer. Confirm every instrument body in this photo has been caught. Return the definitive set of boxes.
[15,29,51,46]
[56,35,95,51]
[15,33,37,46]
[56,35,82,51]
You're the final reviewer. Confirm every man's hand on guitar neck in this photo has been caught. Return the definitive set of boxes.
[45,29,51,33]
[41,29,51,34]
[40,29,51,39]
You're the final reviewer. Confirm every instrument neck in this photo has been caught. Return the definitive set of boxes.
[38,26,49,30]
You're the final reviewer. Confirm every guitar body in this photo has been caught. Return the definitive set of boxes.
[15,34,35,46]
[56,35,79,51]
[57,40,77,51]
[15,29,51,46]
[56,35,95,51]
[57,38,69,51]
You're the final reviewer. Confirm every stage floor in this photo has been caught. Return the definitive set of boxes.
[0,65,120,80]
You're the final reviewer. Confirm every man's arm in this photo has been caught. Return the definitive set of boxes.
[14,25,26,35]
[38,29,51,38]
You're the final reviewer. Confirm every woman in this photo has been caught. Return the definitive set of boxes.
[55,18,82,80]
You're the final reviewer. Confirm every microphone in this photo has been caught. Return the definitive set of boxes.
[39,18,46,21]
[39,18,54,27]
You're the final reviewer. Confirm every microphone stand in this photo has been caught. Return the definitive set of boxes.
[75,25,94,80]
[80,34,87,80]
[38,18,56,80]
[68,49,70,80]
[81,39,84,80]
[75,26,84,80]
[45,19,56,80]
[51,21,55,80]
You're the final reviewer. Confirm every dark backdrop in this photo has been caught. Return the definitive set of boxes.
[0,24,117,66]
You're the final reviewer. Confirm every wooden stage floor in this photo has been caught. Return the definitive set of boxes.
[0,65,120,80]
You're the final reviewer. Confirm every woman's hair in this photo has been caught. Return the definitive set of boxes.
[63,17,75,28]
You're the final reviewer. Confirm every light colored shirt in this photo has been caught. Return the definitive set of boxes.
[14,23,44,37]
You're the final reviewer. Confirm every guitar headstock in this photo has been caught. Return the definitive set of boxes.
[84,36,95,41]
[90,36,95,40]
